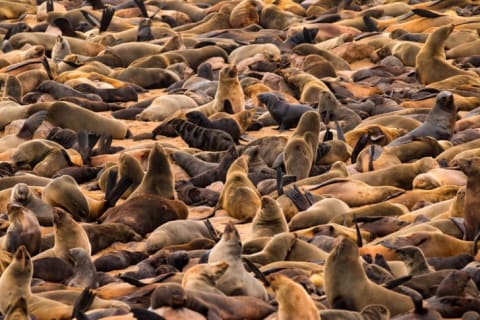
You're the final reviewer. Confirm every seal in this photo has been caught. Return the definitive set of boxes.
[416,24,478,85]
[67,247,98,289]
[33,207,91,263]
[257,92,313,131]
[193,64,245,116]
[0,245,32,314]
[42,175,90,221]
[388,91,457,146]
[413,167,467,189]
[457,157,480,241]
[217,154,261,220]
[29,101,131,139]
[168,118,235,152]
[10,182,54,226]
[268,272,320,320]
[318,90,362,132]
[324,237,414,316]
[288,198,351,231]
[136,94,198,121]
[182,261,229,295]
[51,35,71,63]
[208,222,268,299]
[2,203,41,256]
[251,196,288,239]
[284,111,321,180]
[186,110,241,143]
[128,143,175,200]
[350,157,439,190]
[146,220,218,254]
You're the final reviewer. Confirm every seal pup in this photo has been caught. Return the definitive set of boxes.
[283,111,321,181]
[208,222,268,300]
[318,90,362,132]
[0,246,32,314]
[67,247,98,288]
[324,237,414,316]
[257,92,313,131]
[268,273,320,320]
[217,154,261,220]
[388,91,457,146]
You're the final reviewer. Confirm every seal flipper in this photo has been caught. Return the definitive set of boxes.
[368,144,376,172]
[76,130,91,164]
[86,0,105,9]
[99,6,115,33]
[80,10,100,28]
[46,0,54,12]
[133,0,148,18]
[276,166,284,196]
[412,8,444,18]
[285,184,310,211]
[131,308,166,320]
[72,288,95,320]
[105,175,133,208]
[204,219,220,242]
[41,56,54,80]
[323,127,333,142]
[17,110,47,139]
[223,99,234,114]
[335,120,345,142]
[363,15,378,32]
[243,257,270,287]
[53,18,78,38]
[382,275,412,289]
[351,133,369,163]
[353,215,363,247]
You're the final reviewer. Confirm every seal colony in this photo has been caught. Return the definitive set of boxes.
[2,0,480,318]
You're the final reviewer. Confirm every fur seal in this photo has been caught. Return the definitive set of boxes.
[182,261,229,295]
[457,157,480,240]
[283,111,321,181]
[257,92,313,131]
[218,154,261,220]
[146,220,218,254]
[413,167,467,189]
[36,101,131,139]
[288,198,351,231]
[2,203,41,256]
[268,273,320,320]
[169,118,235,152]
[318,90,362,132]
[324,237,414,316]
[416,24,478,85]
[0,246,32,314]
[10,183,53,226]
[128,143,175,200]
[194,64,245,116]
[67,247,98,288]
[251,196,288,239]
[208,222,268,299]
[388,91,457,146]
[136,95,198,121]
[33,207,91,263]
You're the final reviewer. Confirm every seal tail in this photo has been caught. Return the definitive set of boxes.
[17,110,48,140]
[99,6,115,33]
